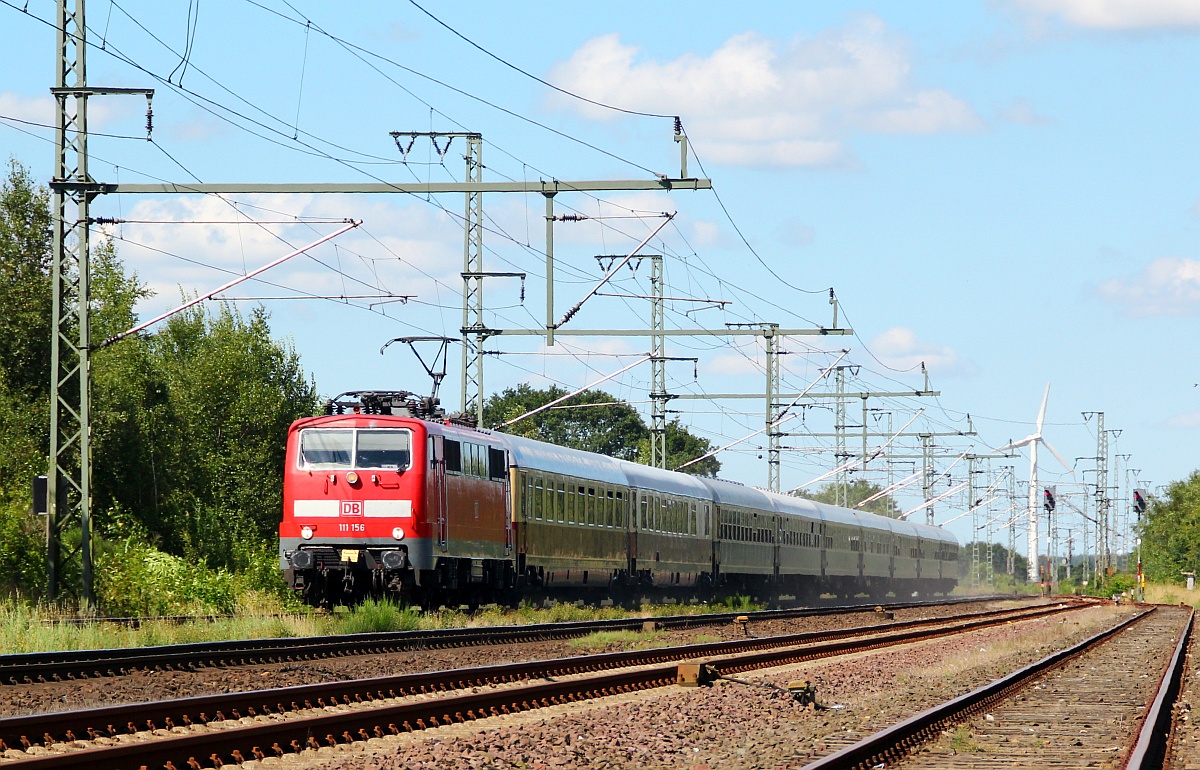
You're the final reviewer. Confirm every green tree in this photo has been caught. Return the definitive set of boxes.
[0,158,320,600]
[484,385,649,461]
[484,385,719,475]
[1138,472,1200,582]
[0,160,52,401]
[98,303,318,569]
[0,161,54,596]
[793,479,900,517]
[635,418,720,477]
[958,541,1029,583]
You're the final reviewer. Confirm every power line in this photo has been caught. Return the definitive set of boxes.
[403,0,677,120]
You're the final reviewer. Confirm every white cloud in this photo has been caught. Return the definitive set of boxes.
[998,97,1053,125]
[547,16,980,168]
[0,92,54,124]
[1004,0,1200,30]
[689,219,728,249]
[112,194,464,321]
[867,327,975,378]
[703,338,766,378]
[0,90,131,130]
[1165,410,1200,429]
[777,218,815,247]
[858,89,980,134]
[705,351,765,378]
[1097,257,1200,316]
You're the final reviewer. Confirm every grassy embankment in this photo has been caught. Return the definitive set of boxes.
[0,595,759,654]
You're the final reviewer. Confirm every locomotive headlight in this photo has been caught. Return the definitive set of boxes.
[391,527,405,540]
[301,525,314,540]
[346,471,359,485]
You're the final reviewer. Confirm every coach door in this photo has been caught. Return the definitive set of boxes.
[501,451,513,553]
[429,435,448,551]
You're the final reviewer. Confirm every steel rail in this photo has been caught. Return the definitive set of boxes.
[0,595,1019,684]
[1124,608,1194,770]
[0,603,1079,768]
[799,608,1159,770]
[39,595,1013,628]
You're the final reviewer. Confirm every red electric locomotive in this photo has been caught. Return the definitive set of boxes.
[280,391,513,607]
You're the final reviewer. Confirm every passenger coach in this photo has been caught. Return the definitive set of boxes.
[279,392,958,607]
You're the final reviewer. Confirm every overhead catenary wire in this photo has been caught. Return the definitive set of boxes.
[3,3,1036,509]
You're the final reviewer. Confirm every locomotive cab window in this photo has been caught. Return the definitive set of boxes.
[299,429,353,468]
[355,430,411,469]
[299,428,411,471]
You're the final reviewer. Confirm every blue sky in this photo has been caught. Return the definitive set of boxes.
[3,0,1199,558]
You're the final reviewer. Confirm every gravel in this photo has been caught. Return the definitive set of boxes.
[231,603,1127,770]
[0,599,1034,718]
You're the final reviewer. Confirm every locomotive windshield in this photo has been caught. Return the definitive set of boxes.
[298,428,411,470]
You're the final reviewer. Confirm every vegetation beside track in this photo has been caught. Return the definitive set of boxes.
[0,595,775,654]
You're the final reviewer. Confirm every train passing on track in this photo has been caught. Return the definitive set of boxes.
[279,391,959,607]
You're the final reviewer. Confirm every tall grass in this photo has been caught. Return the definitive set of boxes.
[337,599,422,634]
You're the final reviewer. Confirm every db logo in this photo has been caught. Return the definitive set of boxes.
[340,501,364,516]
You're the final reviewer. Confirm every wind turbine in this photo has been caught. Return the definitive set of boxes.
[996,384,1075,583]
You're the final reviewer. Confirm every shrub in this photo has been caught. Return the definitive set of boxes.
[95,538,237,616]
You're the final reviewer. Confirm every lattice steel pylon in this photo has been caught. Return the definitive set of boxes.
[1094,412,1109,575]
[46,0,151,602]
[764,329,780,491]
[834,367,847,506]
[649,256,667,468]
[47,0,94,602]
[459,134,485,424]
[969,455,979,587]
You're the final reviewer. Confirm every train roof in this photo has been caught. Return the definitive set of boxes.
[616,460,713,498]
[291,414,957,542]
[692,477,767,511]
[492,432,630,487]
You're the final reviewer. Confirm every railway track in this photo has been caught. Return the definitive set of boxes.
[799,604,1193,770]
[0,594,1018,685]
[0,601,1074,769]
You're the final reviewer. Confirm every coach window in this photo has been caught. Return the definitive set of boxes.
[555,480,566,523]
[444,440,462,474]
[488,447,506,481]
[531,476,543,520]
